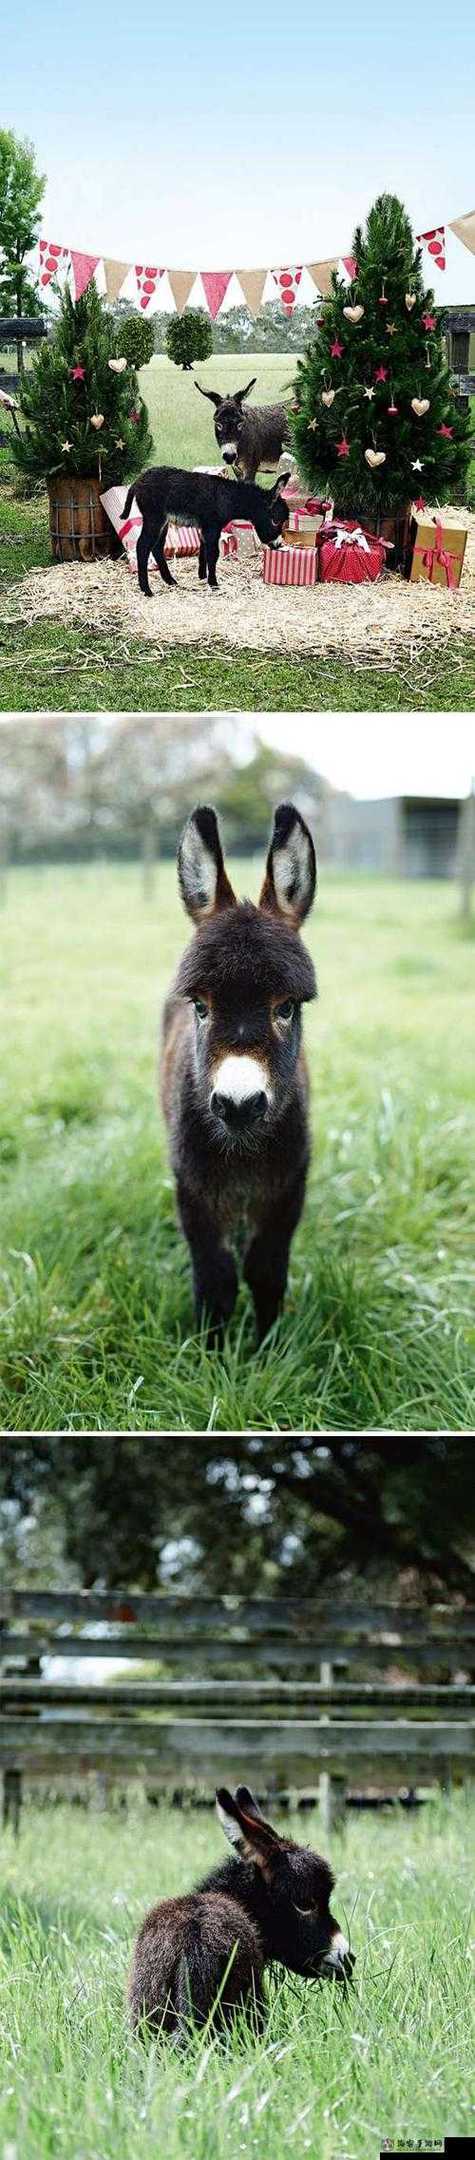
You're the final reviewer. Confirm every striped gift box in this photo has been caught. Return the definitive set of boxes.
[100,484,200,570]
[262,544,318,587]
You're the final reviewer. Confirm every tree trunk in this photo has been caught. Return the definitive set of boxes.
[141,821,157,900]
[16,261,24,375]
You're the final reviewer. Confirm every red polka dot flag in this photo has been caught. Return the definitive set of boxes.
[271,266,303,313]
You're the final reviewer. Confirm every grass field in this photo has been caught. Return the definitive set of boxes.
[1,358,474,712]
[0,1794,473,2159]
[1,860,474,1434]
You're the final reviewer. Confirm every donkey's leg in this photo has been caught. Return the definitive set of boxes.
[203,525,221,589]
[155,522,177,587]
[177,1178,238,1341]
[198,535,207,580]
[136,523,154,597]
[244,1167,307,1344]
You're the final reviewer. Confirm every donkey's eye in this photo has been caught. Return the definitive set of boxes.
[274,999,295,1025]
[193,997,209,1022]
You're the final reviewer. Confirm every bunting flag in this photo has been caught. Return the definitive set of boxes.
[200,271,232,318]
[272,266,303,312]
[449,210,475,256]
[417,227,446,271]
[36,206,474,319]
[103,257,130,304]
[135,265,164,309]
[39,240,69,288]
[167,268,196,313]
[235,267,268,314]
[307,258,339,297]
[70,251,100,300]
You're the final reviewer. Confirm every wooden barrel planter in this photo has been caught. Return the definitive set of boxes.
[47,474,113,563]
[378,504,412,572]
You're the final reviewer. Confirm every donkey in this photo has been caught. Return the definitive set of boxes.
[121,467,290,594]
[195,377,291,481]
[160,801,317,1344]
[128,1783,354,2039]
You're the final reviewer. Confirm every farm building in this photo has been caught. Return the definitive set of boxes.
[321,792,464,877]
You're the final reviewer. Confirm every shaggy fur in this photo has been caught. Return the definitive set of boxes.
[121,467,290,594]
[194,376,291,482]
[160,802,317,1343]
[128,1784,353,2040]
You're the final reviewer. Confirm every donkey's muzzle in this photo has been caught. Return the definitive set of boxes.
[211,1088,268,1132]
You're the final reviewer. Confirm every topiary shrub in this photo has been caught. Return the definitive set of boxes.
[117,314,155,371]
[166,308,213,371]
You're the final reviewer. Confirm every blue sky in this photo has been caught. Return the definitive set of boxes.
[3,0,475,301]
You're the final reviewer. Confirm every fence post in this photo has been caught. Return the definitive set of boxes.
[3,1767,23,1836]
[459,779,475,928]
[318,1657,347,1837]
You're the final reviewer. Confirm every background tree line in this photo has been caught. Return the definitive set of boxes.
[1,1438,473,1603]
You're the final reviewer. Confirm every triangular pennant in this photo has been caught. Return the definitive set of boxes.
[103,257,131,304]
[449,210,475,256]
[271,266,303,313]
[200,271,232,318]
[39,240,69,288]
[135,265,164,310]
[342,256,358,280]
[416,227,446,271]
[307,258,339,297]
[235,267,267,314]
[167,268,196,313]
[70,251,100,301]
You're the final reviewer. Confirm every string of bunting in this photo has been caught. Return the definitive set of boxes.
[36,210,475,315]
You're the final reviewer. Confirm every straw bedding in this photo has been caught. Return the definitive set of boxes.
[4,507,474,667]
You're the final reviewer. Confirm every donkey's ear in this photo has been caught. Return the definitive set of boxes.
[259,803,316,928]
[235,378,256,403]
[216,1786,280,1873]
[178,806,236,924]
[271,470,291,496]
[194,380,222,408]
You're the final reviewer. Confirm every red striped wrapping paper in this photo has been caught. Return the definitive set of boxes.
[100,484,200,568]
[262,544,318,587]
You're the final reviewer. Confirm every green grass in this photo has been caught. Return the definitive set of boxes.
[1,358,473,712]
[1,862,474,1434]
[0,1795,473,2159]
[1,616,474,711]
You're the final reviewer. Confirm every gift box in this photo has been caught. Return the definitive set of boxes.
[221,519,259,559]
[409,514,467,589]
[317,519,387,584]
[262,544,318,587]
[100,484,200,571]
[286,509,325,546]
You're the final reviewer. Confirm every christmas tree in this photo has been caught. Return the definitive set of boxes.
[292,194,472,528]
[12,281,153,487]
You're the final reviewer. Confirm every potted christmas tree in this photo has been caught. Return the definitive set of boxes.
[12,281,153,560]
[291,193,472,565]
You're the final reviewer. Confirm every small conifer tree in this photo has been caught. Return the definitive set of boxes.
[292,193,472,526]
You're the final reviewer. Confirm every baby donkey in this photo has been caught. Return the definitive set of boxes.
[121,466,290,593]
[128,1783,353,2040]
[161,801,317,1343]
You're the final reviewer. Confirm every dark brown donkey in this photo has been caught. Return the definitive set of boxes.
[161,802,317,1342]
[128,1784,353,2039]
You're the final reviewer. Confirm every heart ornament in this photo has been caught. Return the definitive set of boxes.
[321,388,336,406]
[405,292,417,310]
[108,356,128,373]
[365,448,386,468]
[91,413,105,429]
[343,304,364,323]
[411,396,430,416]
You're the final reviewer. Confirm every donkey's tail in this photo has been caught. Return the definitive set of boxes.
[122,483,136,520]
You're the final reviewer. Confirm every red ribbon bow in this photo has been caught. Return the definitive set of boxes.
[414,518,457,588]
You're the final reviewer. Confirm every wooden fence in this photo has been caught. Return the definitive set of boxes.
[1,1592,474,1832]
